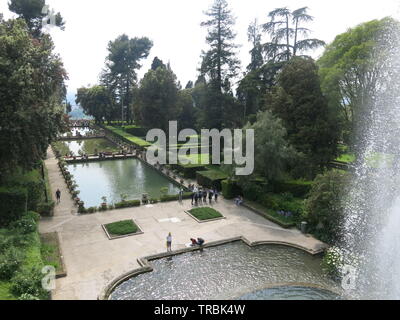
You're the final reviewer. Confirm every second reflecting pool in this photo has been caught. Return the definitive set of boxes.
[68,158,181,207]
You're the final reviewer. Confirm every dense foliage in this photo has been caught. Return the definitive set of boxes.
[0,18,67,176]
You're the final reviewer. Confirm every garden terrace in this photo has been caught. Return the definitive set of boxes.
[103,125,152,149]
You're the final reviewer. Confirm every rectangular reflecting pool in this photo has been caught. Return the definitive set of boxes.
[57,138,120,156]
[67,158,181,207]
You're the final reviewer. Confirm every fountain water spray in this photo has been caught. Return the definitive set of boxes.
[340,17,400,299]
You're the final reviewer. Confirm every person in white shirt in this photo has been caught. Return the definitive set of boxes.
[166,232,172,252]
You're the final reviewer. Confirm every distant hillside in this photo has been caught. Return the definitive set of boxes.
[69,105,92,120]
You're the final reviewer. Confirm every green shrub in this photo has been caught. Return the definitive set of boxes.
[321,247,343,279]
[242,183,264,202]
[221,180,242,199]
[10,267,49,300]
[86,207,97,214]
[37,201,55,217]
[0,247,24,280]
[105,220,139,236]
[9,216,36,235]
[18,293,40,300]
[273,180,312,198]
[0,187,27,227]
[114,200,141,209]
[261,195,280,211]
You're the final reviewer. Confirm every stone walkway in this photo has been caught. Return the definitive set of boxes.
[39,148,328,300]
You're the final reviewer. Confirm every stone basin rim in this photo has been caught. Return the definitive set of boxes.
[98,236,329,300]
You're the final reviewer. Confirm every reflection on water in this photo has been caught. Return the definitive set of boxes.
[238,285,341,300]
[68,159,181,207]
[60,139,119,156]
[110,242,340,300]
[62,127,91,137]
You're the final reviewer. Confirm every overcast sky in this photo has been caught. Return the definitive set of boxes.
[1,0,399,102]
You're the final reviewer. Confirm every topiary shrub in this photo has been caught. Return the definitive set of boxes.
[0,187,27,227]
[37,201,55,217]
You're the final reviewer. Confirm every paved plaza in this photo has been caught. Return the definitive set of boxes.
[40,148,327,300]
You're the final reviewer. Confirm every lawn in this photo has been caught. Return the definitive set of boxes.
[188,207,224,221]
[104,220,139,236]
[178,153,210,166]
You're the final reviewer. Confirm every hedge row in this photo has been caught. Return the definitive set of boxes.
[0,187,27,227]
[221,180,242,200]
[160,192,193,202]
[273,180,312,197]
[123,125,150,137]
[114,200,141,209]
[171,163,206,179]
[196,170,228,190]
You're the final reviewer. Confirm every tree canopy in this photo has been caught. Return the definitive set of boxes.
[101,35,153,123]
[9,0,65,37]
[0,18,67,176]
[318,17,400,146]
[262,7,325,62]
[266,57,340,177]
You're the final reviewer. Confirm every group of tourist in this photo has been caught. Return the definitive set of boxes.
[277,210,293,218]
[188,184,218,206]
[234,196,244,206]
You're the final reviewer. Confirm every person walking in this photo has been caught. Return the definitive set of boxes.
[208,189,214,204]
[190,191,195,205]
[179,188,183,204]
[166,232,172,252]
[56,189,61,204]
[214,189,219,202]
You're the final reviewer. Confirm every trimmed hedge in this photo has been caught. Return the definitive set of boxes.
[123,126,149,137]
[114,200,141,209]
[221,180,242,200]
[273,180,312,197]
[171,163,206,179]
[0,187,27,227]
[160,192,193,202]
[37,201,55,217]
[196,170,228,190]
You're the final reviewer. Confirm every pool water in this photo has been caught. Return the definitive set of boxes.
[238,285,341,300]
[58,138,119,156]
[68,158,181,207]
[110,242,340,300]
